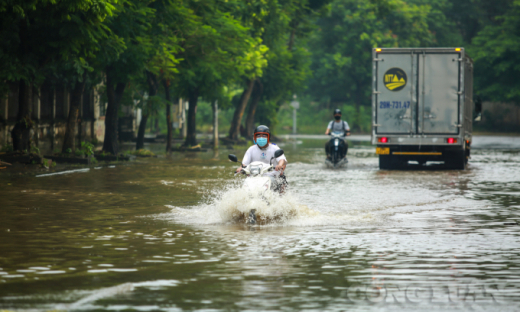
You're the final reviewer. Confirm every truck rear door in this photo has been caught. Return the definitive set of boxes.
[418,53,460,134]
[375,54,415,134]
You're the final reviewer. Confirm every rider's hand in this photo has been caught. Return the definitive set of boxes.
[346,131,351,136]
[235,167,243,173]
[275,160,286,172]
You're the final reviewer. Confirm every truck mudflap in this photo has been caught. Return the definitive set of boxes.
[377,144,467,170]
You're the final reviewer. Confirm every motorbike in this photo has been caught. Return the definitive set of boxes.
[325,131,348,168]
[228,149,288,224]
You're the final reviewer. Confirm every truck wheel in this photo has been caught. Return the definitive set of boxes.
[379,155,405,170]
[379,155,391,169]
[465,144,470,165]
[444,150,466,170]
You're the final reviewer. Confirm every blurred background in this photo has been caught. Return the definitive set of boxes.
[1,0,519,154]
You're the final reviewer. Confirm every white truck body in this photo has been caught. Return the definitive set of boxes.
[371,48,474,169]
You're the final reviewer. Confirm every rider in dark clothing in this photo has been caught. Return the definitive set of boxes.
[325,109,350,160]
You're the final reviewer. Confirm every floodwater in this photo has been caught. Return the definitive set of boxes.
[1,136,520,311]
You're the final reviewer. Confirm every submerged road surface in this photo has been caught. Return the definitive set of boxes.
[0,136,519,311]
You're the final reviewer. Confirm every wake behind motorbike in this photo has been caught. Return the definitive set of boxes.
[228,149,287,224]
[325,131,348,168]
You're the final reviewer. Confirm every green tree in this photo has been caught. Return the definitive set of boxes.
[470,0,520,103]
[234,0,328,138]
[172,0,267,147]
[444,0,513,45]
[305,0,433,130]
[96,0,155,155]
[0,0,118,151]
[404,0,461,47]
[226,0,275,141]
[133,0,187,151]
[254,44,312,131]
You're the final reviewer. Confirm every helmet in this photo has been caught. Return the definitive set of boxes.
[333,108,341,115]
[253,125,270,145]
[254,125,270,136]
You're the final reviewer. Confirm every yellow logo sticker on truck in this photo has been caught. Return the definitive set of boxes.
[383,68,407,91]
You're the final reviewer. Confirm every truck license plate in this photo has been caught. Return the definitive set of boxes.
[376,147,390,155]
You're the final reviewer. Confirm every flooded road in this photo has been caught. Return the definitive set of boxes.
[1,136,520,311]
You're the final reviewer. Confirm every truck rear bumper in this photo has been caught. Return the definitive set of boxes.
[371,136,465,145]
[376,145,463,158]
[376,144,468,170]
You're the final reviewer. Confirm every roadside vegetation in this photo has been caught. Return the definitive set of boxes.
[0,0,518,158]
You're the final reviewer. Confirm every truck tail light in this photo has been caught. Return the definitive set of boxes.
[447,138,457,144]
[378,137,388,143]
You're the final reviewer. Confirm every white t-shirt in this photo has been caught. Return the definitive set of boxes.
[242,143,287,167]
[327,120,350,132]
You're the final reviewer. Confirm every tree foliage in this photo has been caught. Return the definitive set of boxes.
[306,0,434,106]
[0,0,120,151]
[245,0,328,132]
[2,0,520,152]
[470,0,520,103]
[0,0,118,83]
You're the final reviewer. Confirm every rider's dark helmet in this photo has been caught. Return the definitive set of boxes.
[333,108,342,115]
[254,125,270,144]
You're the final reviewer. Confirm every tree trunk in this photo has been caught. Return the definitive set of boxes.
[164,80,173,153]
[102,70,126,155]
[228,89,245,140]
[136,114,148,150]
[288,20,299,51]
[11,79,33,152]
[245,79,263,137]
[288,28,296,51]
[136,71,159,150]
[228,78,255,140]
[212,100,218,150]
[184,88,199,147]
[62,79,86,154]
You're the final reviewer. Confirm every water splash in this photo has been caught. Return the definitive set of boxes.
[161,177,320,226]
[160,176,384,227]
[160,176,460,227]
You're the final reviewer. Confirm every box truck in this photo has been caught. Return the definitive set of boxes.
[371,48,480,169]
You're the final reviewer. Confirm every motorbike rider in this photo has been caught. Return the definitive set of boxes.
[325,109,350,159]
[236,125,288,190]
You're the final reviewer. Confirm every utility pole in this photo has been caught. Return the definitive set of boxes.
[290,94,299,135]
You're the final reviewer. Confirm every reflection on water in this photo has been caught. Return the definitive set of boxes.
[1,139,520,311]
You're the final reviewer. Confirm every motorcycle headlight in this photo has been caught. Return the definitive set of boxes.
[250,166,261,175]
[334,139,339,146]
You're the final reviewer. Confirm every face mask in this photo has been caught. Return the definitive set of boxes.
[334,115,341,121]
[256,137,268,147]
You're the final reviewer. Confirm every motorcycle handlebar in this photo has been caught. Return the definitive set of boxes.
[234,165,276,175]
